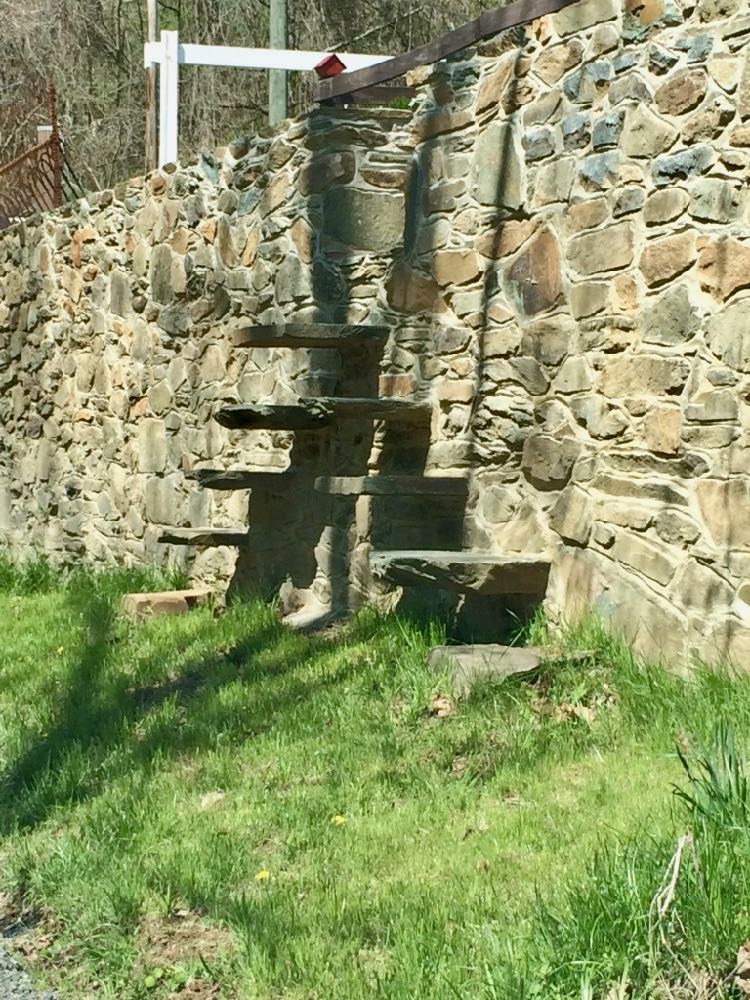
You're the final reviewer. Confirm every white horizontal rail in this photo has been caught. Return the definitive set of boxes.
[144,41,392,73]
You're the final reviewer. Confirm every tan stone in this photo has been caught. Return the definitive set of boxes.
[241,226,260,267]
[570,282,608,319]
[550,484,593,544]
[476,219,538,259]
[436,380,475,403]
[532,158,577,208]
[599,501,652,530]
[698,237,750,302]
[476,57,515,113]
[621,105,678,158]
[697,478,750,547]
[613,274,639,313]
[600,355,690,397]
[379,374,417,397]
[506,226,563,317]
[387,261,446,315]
[432,249,483,288]
[568,222,634,276]
[639,232,696,288]
[534,40,584,84]
[706,298,750,372]
[122,589,211,618]
[708,55,742,92]
[613,532,676,586]
[360,168,406,190]
[553,0,618,35]
[655,70,708,116]
[643,188,689,225]
[644,407,682,455]
[566,198,608,233]
[740,49,750,120]
[731,125,750,147]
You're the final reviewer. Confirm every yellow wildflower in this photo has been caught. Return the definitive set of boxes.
[255,869,270,882]
[331,815,346,826]
[56,646,65,655]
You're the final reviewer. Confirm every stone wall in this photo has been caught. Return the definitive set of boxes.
[2,0,750,663]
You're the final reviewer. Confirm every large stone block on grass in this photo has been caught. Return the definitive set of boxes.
[428,644,543,695]
[122,589,212,619]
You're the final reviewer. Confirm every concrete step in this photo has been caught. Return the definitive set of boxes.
[217,397,431,430]
[186,469,300,491]
[370,550,551,595]
[122,589,212,619]
[315,475,468,496]
[231,322,389,349]
[158,527,249,546]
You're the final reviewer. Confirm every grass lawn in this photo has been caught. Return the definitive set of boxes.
[1,563,750,999]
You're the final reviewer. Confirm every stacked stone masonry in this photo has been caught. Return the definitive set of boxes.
[2,0,750,664]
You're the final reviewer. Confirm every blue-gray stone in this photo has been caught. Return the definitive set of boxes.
[652,146,715,186]
[238,189,260,216]
[523,127,556,162]
[199,152,220,184]
[674,33,714,62]
[580,152,620,190]
[613,187,646,217]
[563,60,614,105]
[561,113,591,151]
[609,72,652,105]
[613,52,639,73]
[592,111,624,150]
[649,45,679,74]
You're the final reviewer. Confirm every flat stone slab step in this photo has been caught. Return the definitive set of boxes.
[121,589,212,619]
[217,398,431,430]
[231,323,390,349]
[315,475,469,496]
[428,644,544,695]
[186,469,300,491]
[158,527,249,546]
[370,550,551,595]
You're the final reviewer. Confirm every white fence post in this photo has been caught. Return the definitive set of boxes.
[158,30,180,168]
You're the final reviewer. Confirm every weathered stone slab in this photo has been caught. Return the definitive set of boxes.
[158,528,250,546]
[231,323,389,348]
[217,401,335,430]
[187,469,300,491]
[122,589,212,619]
[314,476,468,496]
[370,550,551,595]
[427,644,543,695]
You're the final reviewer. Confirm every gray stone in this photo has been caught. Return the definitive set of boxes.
[568,222,634,275]
[571,396,630,438]
[580,152,620,190]
[688,178,741,223]
[654,509,700,545]
[706,298,750,372]
[652,146,715,186]
[472,122,524,209]
[521,434,581,488]
[649,44,679,74]
[592,111,624,150]
[609,72,652,106]
[523,127,556,162]
[110,269,132,317]
[137,418,167,473]
[370,550,551,595]
[642,285,700,346]
[427,644,543,695]
[322,188,405,251]
[150,244,174,304]
[532,158,577,206]
[561,113,591,151]
[564,61,614,105]
[614,187,645,217]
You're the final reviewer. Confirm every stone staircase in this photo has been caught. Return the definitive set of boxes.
[158,320,551,626]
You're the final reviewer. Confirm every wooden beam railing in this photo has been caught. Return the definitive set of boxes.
[315,0,581,102]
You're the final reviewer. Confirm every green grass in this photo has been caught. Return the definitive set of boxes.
[1,559,750,998]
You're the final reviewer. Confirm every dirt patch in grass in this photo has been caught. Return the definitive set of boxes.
[138,910,235,970]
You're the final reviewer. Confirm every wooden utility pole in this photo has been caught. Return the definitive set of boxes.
[268,0,288,125]
[145,0,159,171]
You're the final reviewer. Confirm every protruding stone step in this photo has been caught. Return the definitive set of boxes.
[370,550,551,595]
[122,589,212,619]
[186,469,300,491]
[428,644,543,695]
[231,323,389,349]
[217,397,431,430]
[315,475,469,496]
[158,528,249,546]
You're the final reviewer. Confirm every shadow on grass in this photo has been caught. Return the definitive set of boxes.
[0,578,380,836]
